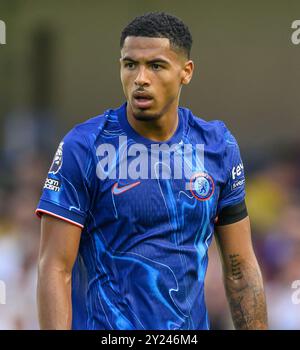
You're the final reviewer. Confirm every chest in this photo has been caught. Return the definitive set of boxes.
[90,137,227,231]
[93,167,223,233]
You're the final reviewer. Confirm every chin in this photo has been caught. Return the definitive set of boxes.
[130,104,160,121]
[132,110,161,121]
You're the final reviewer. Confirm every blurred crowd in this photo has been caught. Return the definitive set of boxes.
[0,114,299,330]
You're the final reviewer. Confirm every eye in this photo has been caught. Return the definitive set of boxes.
[124,62,135,70]
[151,63,161,71]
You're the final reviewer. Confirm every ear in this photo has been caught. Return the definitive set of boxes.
[181,60,194,85]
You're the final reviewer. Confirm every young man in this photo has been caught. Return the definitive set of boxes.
[36,12,268,330]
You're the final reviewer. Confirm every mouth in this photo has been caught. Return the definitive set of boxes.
[132,92,154,109]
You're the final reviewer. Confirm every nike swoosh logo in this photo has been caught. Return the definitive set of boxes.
[112,181,141,195]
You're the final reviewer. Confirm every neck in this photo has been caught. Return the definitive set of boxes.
[126,102,179,142]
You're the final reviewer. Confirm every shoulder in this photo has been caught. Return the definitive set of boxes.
[180,107,237,146]
[52,112,112,173]
[64,113,108,145]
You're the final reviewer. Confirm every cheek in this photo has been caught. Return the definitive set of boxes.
[160,76,181,98]
[120,71,126,85]
[120,74,131,94]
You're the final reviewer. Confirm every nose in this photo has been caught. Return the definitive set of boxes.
[134,66,150,87]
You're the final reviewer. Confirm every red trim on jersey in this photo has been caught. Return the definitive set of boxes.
[35,209,84,229]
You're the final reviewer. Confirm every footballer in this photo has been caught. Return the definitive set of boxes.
[36,12,268,330]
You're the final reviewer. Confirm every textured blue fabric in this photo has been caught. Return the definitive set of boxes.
[36,103,246,330]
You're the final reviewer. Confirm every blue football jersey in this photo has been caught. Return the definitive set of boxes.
[36,103,246,330]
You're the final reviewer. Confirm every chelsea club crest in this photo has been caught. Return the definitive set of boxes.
[190,172,215,201]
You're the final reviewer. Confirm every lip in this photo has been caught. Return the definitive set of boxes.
[133,90,153,99]
[133,97,153,109]
[132,91,154,109]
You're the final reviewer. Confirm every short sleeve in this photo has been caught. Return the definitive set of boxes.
[217,126,246,214]
[35,128,92,228]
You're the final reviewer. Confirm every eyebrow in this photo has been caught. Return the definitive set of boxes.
[121,56,170,65]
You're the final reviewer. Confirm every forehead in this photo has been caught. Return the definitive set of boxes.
[121,36,180,62]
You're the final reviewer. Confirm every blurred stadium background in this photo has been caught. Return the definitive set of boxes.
[0,0,300,329]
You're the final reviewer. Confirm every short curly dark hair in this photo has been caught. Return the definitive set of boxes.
[120,12,193,59]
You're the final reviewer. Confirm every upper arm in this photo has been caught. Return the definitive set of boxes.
[38,214,82,273]
[36,128,93,229]
[36,129,92,274]
[214,124,255,273]
[216,124,246,217]
[214,216,258,276]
